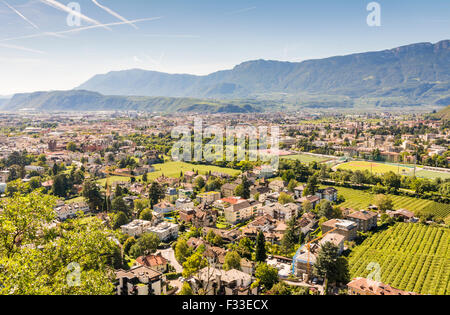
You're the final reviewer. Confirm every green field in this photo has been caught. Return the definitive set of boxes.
[337,161,450,180]
[337,161,414,176]
[98,162,240,187]
[283,153,332,164]
[349,223,450,295]
[415,170,450,180]
[335,186,450,222]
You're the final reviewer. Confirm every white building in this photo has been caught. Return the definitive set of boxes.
[121,220,153,237]
[145,222,179,242]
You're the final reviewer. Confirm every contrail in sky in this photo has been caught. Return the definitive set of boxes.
[0,17,163,42]
[2,0,39,29]
[92,0,138,29]
[0,43,45,54]
[39,0,111,30]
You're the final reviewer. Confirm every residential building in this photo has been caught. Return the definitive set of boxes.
[224,199,262,225]
[153,202,175,214]
[121,220,152,237]
[346,210,378,232]
[190,267,258,296]
[115,265,165,296]
[221,183,238,198]
[347,278,418,295]
[261,202,299,222]
[146,222,179,242]
[321,219,358,241]
[135,253,168,273]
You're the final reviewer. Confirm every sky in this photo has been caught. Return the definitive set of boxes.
[0,0,449,95]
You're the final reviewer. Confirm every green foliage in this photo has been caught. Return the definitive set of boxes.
[112,211,129,230]
[0,192,118,295]
[179,282,194,295]
[349,223,450,295]
[175,239,190,264]
[139,208,153,221]
[223,251,241,271]
[182,252,208,278]
[255,231,267,263]
[374,194,394,212]
[129,233,160,258]
[123,237,136,256]
[149,181,164,208]
[82,180,103,211]
[255,263,279,291]
[278,192,294,205]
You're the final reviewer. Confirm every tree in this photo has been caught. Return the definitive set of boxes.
[255,231,267,263]
[206,230,216,244]
[179,282,193,295]
[237,237,253,260]
[313,242,341,293]
[223,251,241,271]
[195,176,206,190]
[303,175,318,196]
[242,176,250,199]
[66,142,77,152]
[278,192,294,205]
[0,192,119,294]
[255,263,279,290]
[234,184,244,198]
[175,239,190,264]
[123,237,136,256]
[149,182,164,208]
[213,234,223,246]
[317,200,333,219]
[82,180,104,211]
[374,194,394,212]
[112,197,129,215]
[134,199,148,217]
[182,252,208,278]
[287,179,298,192]
[302,200,313,212]
[383,171,401,193]
[281,218,301,254]
[139,208,153,221]
[52,174,70,198]
[112,211,128,230]
[129,233,160,258]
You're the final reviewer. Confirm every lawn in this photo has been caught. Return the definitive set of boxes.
[283,153,332,164]
[415,170,450,180]
[348,223,450,295]
[337,161,450,180]
[96,162,240,187]
[147,162,241,181]
[337,161,414,176]
[334,186,450,221]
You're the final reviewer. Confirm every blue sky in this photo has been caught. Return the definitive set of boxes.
[0,0,449,95]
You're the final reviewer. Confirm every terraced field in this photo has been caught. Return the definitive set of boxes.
[335,186,450,222]
[349,223,450,295]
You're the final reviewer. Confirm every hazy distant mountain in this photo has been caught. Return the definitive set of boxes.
[1,90,266,113]
[77,40,450,106]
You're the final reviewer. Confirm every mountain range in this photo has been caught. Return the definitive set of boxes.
[2,40,449,112]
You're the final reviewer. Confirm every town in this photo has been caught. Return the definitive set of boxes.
[0,110,448,296]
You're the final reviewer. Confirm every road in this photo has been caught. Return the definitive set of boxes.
[157,248,183,273]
